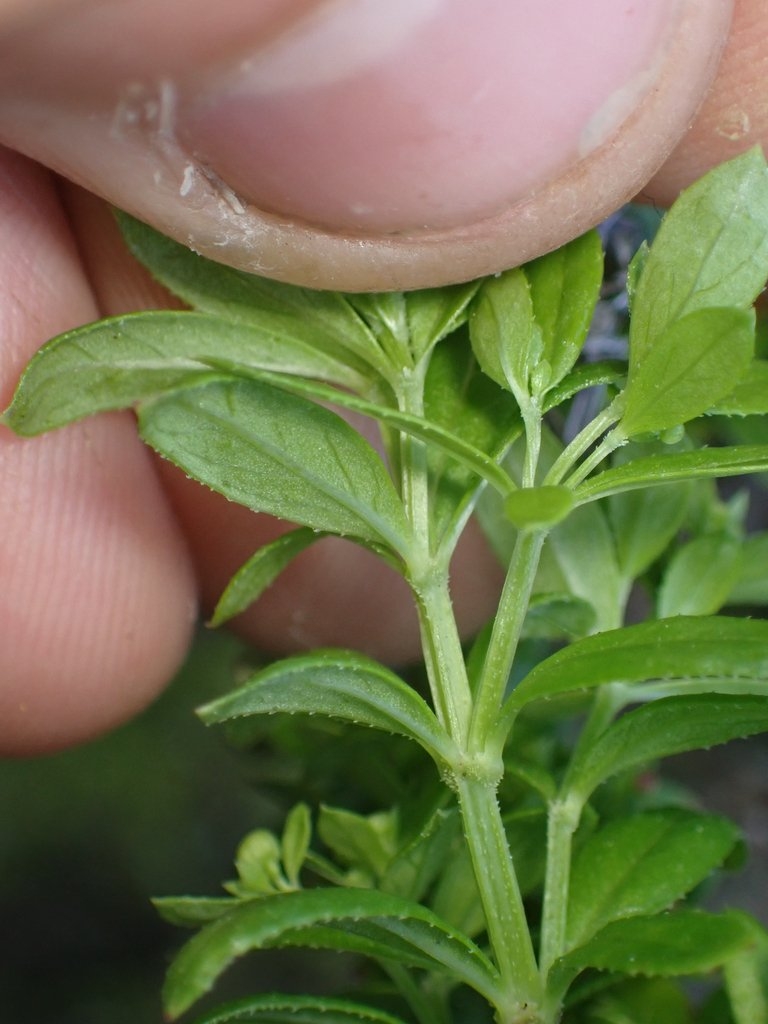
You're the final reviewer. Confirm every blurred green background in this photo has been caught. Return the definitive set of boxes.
[0,630,282,1024]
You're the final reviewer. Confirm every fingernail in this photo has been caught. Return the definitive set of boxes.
[177,0,679,234]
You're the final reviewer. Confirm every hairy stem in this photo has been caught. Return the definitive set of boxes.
[469,528,546,754]
[456,777,544,1022]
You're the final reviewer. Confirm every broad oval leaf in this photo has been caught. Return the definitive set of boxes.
[629,147,768,361]
[569,693,768,804]
[506,616,768,716]
[138,378,412,557]
[193,994,410,1024]
[657,532,744,617]
[162,887,501,1020]
[210,528,327,627]
[566,809,740,950]
[198,650,456,767]
[619,306,755,439]
[575,445,768,504]
[550,909,758,1004]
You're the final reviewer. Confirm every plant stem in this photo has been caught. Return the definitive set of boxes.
[544,404,621,486]
[414,571,474,745]
[456,776,544,1022]
[468,528,546,754]
[538,793,582,981]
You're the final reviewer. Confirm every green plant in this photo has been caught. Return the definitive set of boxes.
[6,148,768,1024]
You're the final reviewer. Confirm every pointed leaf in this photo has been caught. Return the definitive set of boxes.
[566,809,740,950]
[137,379,412,556]
[198,650,456,766]
[281,804,312,889]
[526,229,604,387]
[507,616,768,715]
[619,306,755,438]
[162,887,501,1019]
[569,693,768,804]
[575,446,768,504]
[3,310,366,437]
[469,267,542,398]
[193,994,409,1024]
[117,213,388,380]
[629,148,768,362]
[657,533,744,617]
[551,910,758,1002]
[210,528,326,627]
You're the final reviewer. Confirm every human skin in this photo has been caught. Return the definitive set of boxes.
[0,0,766,754]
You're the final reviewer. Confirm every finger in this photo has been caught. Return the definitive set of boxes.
[646,0,768,203]
[0,150,196,755]
[0,0,729,290]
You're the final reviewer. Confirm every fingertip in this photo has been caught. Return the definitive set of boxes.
[0,0,731,289]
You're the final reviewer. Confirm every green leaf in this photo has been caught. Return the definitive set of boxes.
[192,994,410,1024]
[199,356,518,509]
[3,310,369,437]
[566,809,740,950]
[526,229,604,388]
[522,593,596,641]
[469,267,542,399]
[657,532,744,617]
[629,148,768,362]
[504,486,575,529]
[550,910,758,1003]
[542,359,626,414]
[575,446,768,504]
[619,306,755,438]
[712,360,768,417]
[607,444,692,580]
[727,532,768,606]
[405,280,483,360]
[198,650,456,767]
[162,887,501,1020]
[210,528,326,627]
[506,616,768,716]
[281,804,312,889]
[317,805,398,881]
[725,928,768,1024]
[137,378,412,557]
[229,830,286,897]
[153,896,240,928]
[117,213,390,381]
[568,693,768,804]
[626,240,650,313]
[422,332,521,539]
[380,807,460,903]
[546,502,623,632]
